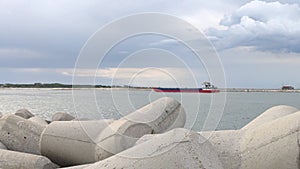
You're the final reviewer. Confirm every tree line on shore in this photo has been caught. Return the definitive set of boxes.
[0,83,151,89]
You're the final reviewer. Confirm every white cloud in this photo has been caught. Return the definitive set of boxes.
[0,48,42,58]
[0,67,202,87]
[0,67,206,87]
[182,9,228,31]
[149,39,179,46]
[6,67,193,80]
[67,67,190,79]
[207,0,300,52]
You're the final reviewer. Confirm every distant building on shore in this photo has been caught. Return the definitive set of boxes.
[281,85,294,90]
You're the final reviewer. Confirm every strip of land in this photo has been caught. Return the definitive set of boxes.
[221,88,300,93]
[0,83,150,89]
[0,83,299,92]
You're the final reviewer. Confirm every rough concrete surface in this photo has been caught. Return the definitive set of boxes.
[0,149,57,169]
[52,112,75,121]
[0,114,45,154]
[29,116,49,126]
[15,109,34,119]
[40,120,113,167]
[87,128,223,169]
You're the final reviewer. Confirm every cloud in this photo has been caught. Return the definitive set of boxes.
[0,48,42,59]
[68,67,193,79]
[1,0,299,88]
[0,67,203,87]
[1,67,194,81]
[73,67,185,77]
[0,0,239,70]
[0,67,72,84]
[71,67,204,87]
[149,39,179,46]
[207,0,300,53]
[182,9,231,31]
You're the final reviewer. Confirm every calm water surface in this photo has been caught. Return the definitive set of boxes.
[0,88,299,131]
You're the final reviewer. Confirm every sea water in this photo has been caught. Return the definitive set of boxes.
[0,88,299,131]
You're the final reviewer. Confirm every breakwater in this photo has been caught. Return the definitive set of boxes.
[0,97,299,168]
[223,88,300,92]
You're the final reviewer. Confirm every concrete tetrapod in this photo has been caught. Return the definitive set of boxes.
[199,106,300,169]
[200,130,243,169]
[29,116,49,126]
[0,114,45,154]
[86,128,223,169]
[40,120,114,167]
[137,131,242,169]
[242,105,299,130]
[0,149,57,169]
[240,110,300,169]
[15,108,34,119]
[0,141,7,150]
[133,105,300,169]
[59,164,91,169]
[52,112,75,121]
[94,97,186,161]
[40,97,186,167]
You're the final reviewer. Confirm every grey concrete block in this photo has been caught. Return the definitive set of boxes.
[40,97,186,167]
[240,110,300,169]
[123,97,186,134]
[94,97,186,161]
[0,114,45,155]
[0,149,57,169]
[242,105,298,130]
[29,116,48,126]
[40,120,114,167]
[0,142,7,150]
[199,107,300,169]
[87,128,223,169]
[15,109,34,119]
[52,112,75,121]
[59,164,91,169]
[200,130,243,169]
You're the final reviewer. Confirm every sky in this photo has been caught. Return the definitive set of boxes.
[0,0,300,88]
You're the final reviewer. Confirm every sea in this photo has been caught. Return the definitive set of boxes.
[0,88,299,131]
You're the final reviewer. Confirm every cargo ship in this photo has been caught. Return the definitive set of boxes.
[153,82,220,93]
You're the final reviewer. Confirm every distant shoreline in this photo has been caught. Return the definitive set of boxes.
[1,83,299,92]
[0,87,299,93]
[0,83,151,90]
[222,88,300,93]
